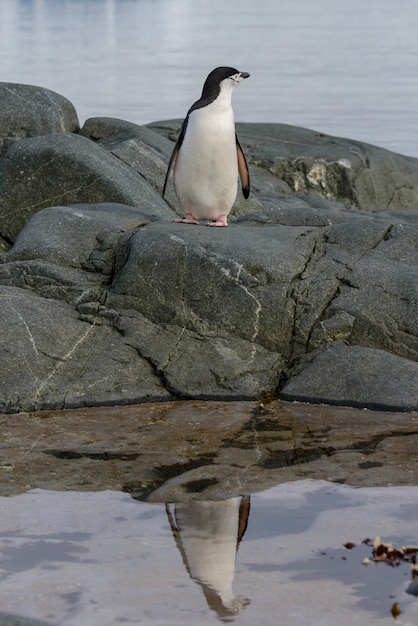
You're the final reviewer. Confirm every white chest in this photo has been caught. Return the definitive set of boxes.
[173,98,239,218]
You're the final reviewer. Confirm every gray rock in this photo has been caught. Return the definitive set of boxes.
[0,82,79,156]
[0,200,416,412]
[0,93,417,412]
[240,122,418,212]
[80,116,180,214]
[0,284,171,413]
[321,220,418,361]
[0,206,284,408]
[0,132,175,241]
[79,116,146,140]
[112,309,282,400]
[281,341,418,412]
[4,202,155,270]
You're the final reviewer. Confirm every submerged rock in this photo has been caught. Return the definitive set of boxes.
[0,83,417,412]
[1,400,418,498]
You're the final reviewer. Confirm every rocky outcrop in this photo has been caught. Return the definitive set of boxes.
[0,82,79,158]
[0,83,417,413]
[0,132,174,241]
[152,120,418,213]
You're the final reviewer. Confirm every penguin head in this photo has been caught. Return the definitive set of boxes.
[200,66,250,102]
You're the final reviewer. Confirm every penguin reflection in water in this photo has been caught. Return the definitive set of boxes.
[162,66,250,227]
[166,496,251,620]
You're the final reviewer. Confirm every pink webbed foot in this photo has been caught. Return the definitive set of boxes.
[207,215,228,227]
[174,212,200,225]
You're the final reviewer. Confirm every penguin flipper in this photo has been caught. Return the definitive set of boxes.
[236,135,250,199]
[162,116,189,198]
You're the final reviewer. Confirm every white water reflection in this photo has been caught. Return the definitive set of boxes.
[1,480,418,624]
[166,497,251,621]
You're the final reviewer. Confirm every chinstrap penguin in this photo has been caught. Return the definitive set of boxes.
[162,66,250,227]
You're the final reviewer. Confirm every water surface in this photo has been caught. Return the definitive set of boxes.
[1,481,418,625]
[1,0,418,156]
[1,400,418,624]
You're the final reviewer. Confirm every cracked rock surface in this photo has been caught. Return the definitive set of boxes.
[0,84,417,412]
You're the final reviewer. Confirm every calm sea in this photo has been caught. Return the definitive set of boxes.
[1,0,418,157]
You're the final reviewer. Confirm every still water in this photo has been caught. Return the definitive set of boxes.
[2,481,418,625]
[1,0,418,156]
[1,396,418,625]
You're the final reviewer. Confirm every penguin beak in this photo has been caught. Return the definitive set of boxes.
[231,71,250,84]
